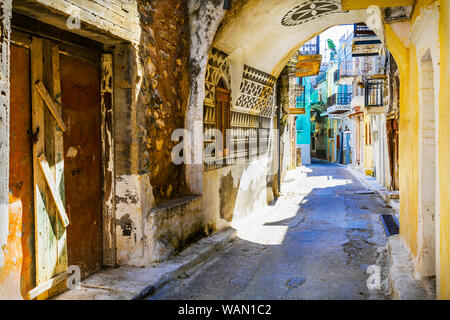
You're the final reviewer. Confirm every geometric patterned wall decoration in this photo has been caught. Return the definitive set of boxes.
[235,65,277,113]
[204,47,277,170]
[204,47,230,107]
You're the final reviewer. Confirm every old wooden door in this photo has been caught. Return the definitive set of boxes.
[387,118,399,190]
[24,35,103,298]
[60,50,102,279]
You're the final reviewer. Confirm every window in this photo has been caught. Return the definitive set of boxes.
[215,81,231,157]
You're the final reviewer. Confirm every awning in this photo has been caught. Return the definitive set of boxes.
[327,105,352,114]
[295,54,322,77]
[289,108,305,115]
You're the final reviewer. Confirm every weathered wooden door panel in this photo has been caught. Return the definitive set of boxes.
[30,38,68,300]
[60,53,102,279]
[3,44,35,299]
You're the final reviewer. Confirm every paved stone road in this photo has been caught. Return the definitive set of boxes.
[151,161,393,300]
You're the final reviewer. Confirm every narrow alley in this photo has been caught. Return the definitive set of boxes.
[150,161,390,300]
[1,0,449,303]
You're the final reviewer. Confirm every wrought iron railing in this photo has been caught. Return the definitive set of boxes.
[299,37,320,55]
[296,93,306,109]
[294,84,304,97]
[315,72,326,85]
[339,60,354,78]
[365,79,384,107]
[327,93,352,106]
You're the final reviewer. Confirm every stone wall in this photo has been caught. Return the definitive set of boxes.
[137,0,191,202]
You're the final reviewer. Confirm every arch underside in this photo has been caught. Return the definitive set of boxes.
[213,0,369,77]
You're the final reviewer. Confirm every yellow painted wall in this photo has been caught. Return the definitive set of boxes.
[384,19,414,257]
[438,0,450,300]
[385,21,419,260]
[385,0,450,299]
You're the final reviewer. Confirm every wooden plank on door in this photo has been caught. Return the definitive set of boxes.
[31,36,49,300]
[50,43,68,297]
[35,80,67,132]
[37,153,69,228]
[28,272,67,300]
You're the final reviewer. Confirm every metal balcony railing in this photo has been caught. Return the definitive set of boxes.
[299,37,320,55]
[294,84,304,97]
[365,79,383,107]
[339,60,354,78]
[327,93,352,106]
[315,72,326,85]
[296,94,306,109]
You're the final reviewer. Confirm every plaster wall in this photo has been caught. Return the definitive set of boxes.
[298,145,312,165]
[203,157,277,232]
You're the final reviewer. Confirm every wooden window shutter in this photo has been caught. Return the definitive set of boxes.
[223,97,230,156]
[365,123,368,145]
[215,87,230,157]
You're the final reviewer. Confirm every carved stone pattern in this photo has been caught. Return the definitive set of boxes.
[281,1,345,27]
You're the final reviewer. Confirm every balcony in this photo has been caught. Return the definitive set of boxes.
[365,79,384,107]
[289,94,306,115]
[296,37,322,77]
[299,41,320,55]
[327,93,351,106]
[327,93,352,115]
[315,72,326,85]
[294,84,304,97]
[352,23,382,57]
[338,60,355,85]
